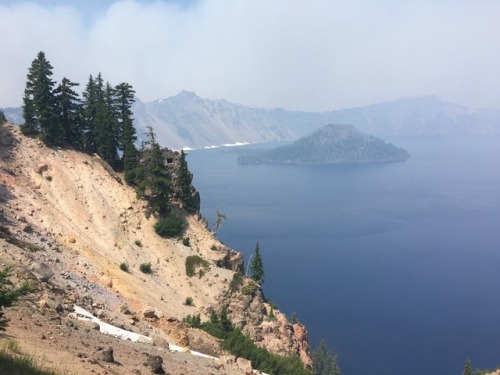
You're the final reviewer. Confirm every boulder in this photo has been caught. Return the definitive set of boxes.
[30,263,54,282]
[236,357,252,374]
[144,355,165,374]
[101,347,114,363]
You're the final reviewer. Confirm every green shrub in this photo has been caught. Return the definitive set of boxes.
[185,255,209,277]
[119,262,129,272]
[210,244,217,250]
[139,262,152,274]
[241,281,259,296]
[154,215,185,237]
[134,240,142,247]
[184,297,193,306]
[182,237,190,247]
[183,314,201,328]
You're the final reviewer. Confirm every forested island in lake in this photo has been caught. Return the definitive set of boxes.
[237,123,410,165]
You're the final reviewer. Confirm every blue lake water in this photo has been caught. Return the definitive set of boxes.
[187,135,500,375]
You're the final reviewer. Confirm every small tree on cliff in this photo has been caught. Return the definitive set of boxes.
[312,339,341,375]
[461,359,472,375]
[0,110,6,124]
[248,242,264,286]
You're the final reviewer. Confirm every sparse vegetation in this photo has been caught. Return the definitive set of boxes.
[0,345,66,375]
[45,175,52,181]
[184,297,193,306]
[134,239,142,247]
[182,313,201,328]
[154,215,185,237]
[183,308,310,375]
[185,255,209,277]
[241,280,259,296]
[229,271,244,293]
[139,262,152,274]
[182,237,190,247]
[0,266,32,331]
[119,262,129,272]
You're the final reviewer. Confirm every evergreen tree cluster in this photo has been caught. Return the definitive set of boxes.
[20,51,199,217]
[21,51,138,174]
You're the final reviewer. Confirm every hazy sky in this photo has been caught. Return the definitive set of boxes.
[1,0,499,111]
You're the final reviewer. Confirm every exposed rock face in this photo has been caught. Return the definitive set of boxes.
[213,246,244,272]
[218,280,312,368]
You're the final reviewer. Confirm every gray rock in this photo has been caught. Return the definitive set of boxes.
[30,263,54,282]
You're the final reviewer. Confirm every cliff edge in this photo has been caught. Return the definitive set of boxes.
[0,123,311,374]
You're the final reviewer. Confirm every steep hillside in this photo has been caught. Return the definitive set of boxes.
[0,123,311,374]
[238,124,409,165]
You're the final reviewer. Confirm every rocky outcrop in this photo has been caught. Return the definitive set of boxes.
[218,278,312,368]
[212,245,244,272]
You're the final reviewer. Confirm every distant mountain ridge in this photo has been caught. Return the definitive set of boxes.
[237,124,409,165]
[4,92,500,149]
[132,93,500,149]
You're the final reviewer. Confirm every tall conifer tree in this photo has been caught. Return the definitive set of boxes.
[174,150,199,213]
[249,242,265,285]
[114,82,138,182]
[53,77,81,148]
[81,74,98,152]
[21,51,61,144]
[136,127,171,215]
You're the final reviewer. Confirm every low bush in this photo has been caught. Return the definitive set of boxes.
[119,262,129,272]
[184,297,193,306]
[182,237,190,247]
[134,240,142,247]
[241,280,259,296]
[154,215,185,237]
[185,255,209,277]
[139,262,152,274]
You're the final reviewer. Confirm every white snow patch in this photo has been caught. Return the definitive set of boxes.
[73,306,269,374]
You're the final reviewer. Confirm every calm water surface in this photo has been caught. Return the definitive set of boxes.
[187,136,500,375]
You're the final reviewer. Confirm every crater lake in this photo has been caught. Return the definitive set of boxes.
[187,135,500,375]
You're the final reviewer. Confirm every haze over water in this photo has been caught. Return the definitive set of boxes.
[188,135,500,375]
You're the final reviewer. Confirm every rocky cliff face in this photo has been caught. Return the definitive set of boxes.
[0,122,312,373]
[217,278,312,369]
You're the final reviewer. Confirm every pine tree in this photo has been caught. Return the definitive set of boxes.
[312,339,341,375]
[94,81,119,165]
[81,74,98,152]
[53,77,82,148]
[114,82,138,182]
[461,359,472,375]
[174,150,200,213]
[21,51,60,144]
[0,109,6,124]
[248,242,265,285]
[136,127,171,216]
